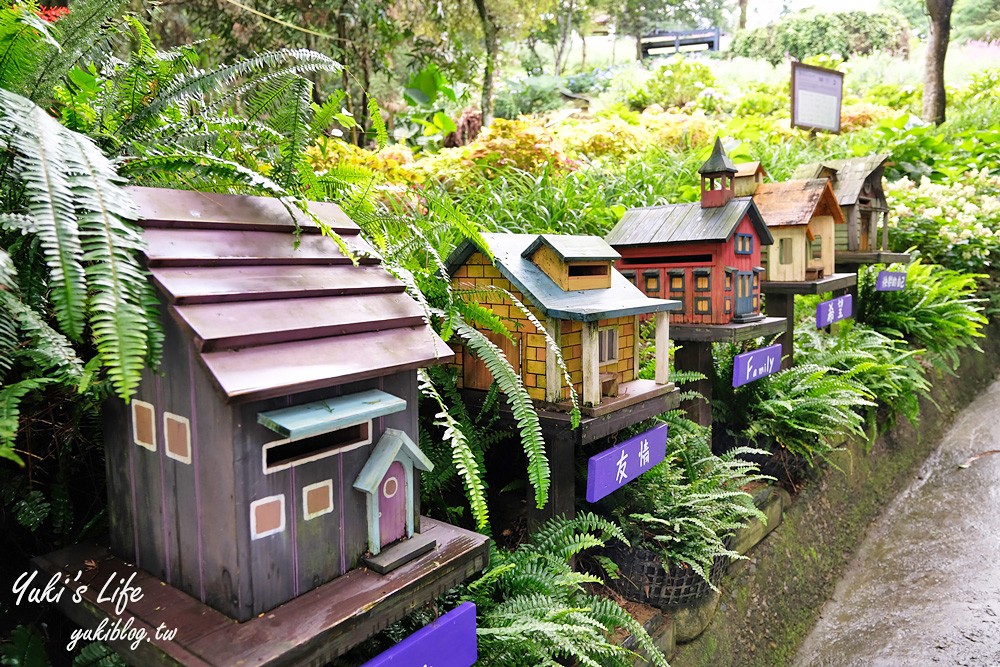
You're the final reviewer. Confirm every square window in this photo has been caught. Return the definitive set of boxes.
[724,296,732,313]
[694,297,712,315]
[302,480,334,521]
[250,495,285,540]
[670,275,684,291]
[164,413,192,464]
[598,327,619,365]
[811,235,823,261]
[753,271,761,289]
[643,271,660,296]
[725,271,734,291]
[735,234,754,255]
[621,270,636,286]
[132,400,156,451]
[694,269,711,292]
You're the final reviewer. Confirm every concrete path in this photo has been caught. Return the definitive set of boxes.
[795,378,1000,667]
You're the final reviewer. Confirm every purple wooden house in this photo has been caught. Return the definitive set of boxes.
[102,187,489,639]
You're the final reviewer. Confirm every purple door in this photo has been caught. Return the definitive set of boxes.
[379,461,406,548]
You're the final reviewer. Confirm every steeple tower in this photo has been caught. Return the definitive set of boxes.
[699,138,738,208]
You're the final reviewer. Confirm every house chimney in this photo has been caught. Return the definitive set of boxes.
[699,138,738,208]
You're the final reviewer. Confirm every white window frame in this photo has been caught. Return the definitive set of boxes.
[163,412,192,464]
[598,327,620,366]
[262,419,373,475]
[250,494,286,540]
[302,480,335,521]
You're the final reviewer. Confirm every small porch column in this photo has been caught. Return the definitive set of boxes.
[881,210,889,252]
[544,317,563,403]
[655,311,670,385]
[582,321,601,406]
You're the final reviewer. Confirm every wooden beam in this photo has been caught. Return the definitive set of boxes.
[764,292,795,369]
[674,341,713,426]
[582,321,601,406]
[655,312,670,385]
[544,317,563,402]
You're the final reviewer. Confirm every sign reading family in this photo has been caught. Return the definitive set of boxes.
[816,294,853,328]
[732,343,782,388]
[876,270,907,291]
[586,424,668,503]
[360,602,477,667]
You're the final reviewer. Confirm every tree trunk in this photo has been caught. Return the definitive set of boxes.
[554,0,575,75]
[635,32,643,60]
[922,0,954,125]
[580,31,587,70]
[473,0,499,126]
[738,0,748,30]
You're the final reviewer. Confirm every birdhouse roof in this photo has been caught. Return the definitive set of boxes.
[734,161,767,179]
[353,428,433,495]
[607,197,773,247]
[447,234,680,322]
[521,234,620,262]
[698,138,738,175]
[792,154,888,206]
[752,179,846,227]
[130,186,451,403]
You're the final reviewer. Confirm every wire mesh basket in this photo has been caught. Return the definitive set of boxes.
[600,543,728,608]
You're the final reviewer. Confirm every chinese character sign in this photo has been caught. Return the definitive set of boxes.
[586,424,668,503]
[360,602,477,667]
[732,343,782,388]
[816,294,853,328]
[876,271,907,291]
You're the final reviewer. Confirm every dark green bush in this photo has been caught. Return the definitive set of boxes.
[625,56,715,111]
[494,76,565,119]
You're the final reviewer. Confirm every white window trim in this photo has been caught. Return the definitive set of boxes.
[598,327,620,366]
[250,494,286,540]
[261,419,373,475]
[163,412,192,464]
[302,480,334,521]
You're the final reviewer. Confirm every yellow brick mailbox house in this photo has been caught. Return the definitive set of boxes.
[447,233,680,413]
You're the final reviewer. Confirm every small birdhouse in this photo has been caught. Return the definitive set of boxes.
[733,161,768,197]
[447,233,679,411]
[101,187,488,635]
[753,179,846,281]
[793,154,889,253]
[607,141,773,325]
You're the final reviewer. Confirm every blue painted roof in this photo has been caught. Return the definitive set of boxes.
[447,234,681,322]
[257,389,406,441]
[353,428,433,494]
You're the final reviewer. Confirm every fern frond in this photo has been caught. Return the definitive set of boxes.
[0,379,48,465]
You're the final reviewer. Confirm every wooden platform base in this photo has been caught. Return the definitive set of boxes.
[761,272,857,295]
[32,518,489,667]
[670,317,787,343]
[835,251,912,268]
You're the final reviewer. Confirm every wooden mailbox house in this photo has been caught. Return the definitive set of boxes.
[733,161,768,197]
[754,178,846,282]
[102,187,488,636]
[446,233,680,411]
[793,154,890,253]
[606,139,773,325]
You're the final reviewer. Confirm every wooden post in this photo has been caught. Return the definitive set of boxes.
[655,312,669,385]
[582,321,600,406]
[526,426,578,529]
[633,315,641,382]
[674,341,713,426]
[764,292,795,369]
[544,317,563,403]
[881,210,889,252]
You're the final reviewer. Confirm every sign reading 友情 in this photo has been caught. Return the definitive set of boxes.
[732,343,782,388]
[816,294,853,328]
[360,602,477,667]
[791,61,844,133]
[876,271,907,291]
[586,424,668,503]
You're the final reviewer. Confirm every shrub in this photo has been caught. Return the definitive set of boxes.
[306,137,423,185]
[640,109,717,151]
[565,66,615,95]
[839,102,895,132]
[624,56,715,111]
[554,116,650,160]
[494,76,565,119]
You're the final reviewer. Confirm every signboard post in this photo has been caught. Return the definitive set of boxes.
[360,602,478,667]
[816,294,853,328]
[586,424,668,503]
[791,62,844,133]
[732,343,782,388]
[876,270,907,291]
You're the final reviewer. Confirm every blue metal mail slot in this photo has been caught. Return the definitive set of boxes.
[258,389,406,441]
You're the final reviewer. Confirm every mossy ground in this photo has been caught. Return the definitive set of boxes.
[669,320,1000,667]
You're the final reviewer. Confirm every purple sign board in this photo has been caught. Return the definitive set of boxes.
[360,602,477,667]
[816,294,853,328]
[791,61,844,133]
[876,271,907,291]
[732,343,782,388]
[586,424,668,503]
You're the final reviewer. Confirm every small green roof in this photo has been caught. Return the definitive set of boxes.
[522,234,620,262]
[698,138,737,175]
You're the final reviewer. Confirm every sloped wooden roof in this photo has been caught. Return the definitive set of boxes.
[792,154,888,206]
[734,161,767,179]
[753,179,845,227]
[131,187,451,403]
[446,234,680,322]
[606,197,773,247]
[522,234,620,262]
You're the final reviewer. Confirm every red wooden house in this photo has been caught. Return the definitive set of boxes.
[606,139,773,325]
